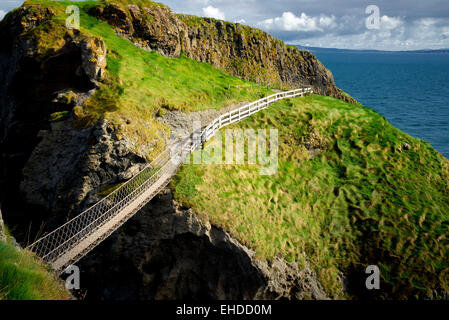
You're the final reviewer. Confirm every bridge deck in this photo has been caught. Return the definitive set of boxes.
[52,163,178,270]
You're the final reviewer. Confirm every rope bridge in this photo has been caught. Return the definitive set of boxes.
[27,88,313,272]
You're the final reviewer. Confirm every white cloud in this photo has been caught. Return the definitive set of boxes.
[202,5,225,20]
[257,10,449,51]
[319,15,337,29]
[417,18,439,27]
[258,12,336,32]
[380,16,404,30]
[235,19,246,24]
[0,10,6,20]
[287,16,449,51]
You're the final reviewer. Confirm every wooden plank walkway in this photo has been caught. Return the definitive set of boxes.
[52,160,180,271]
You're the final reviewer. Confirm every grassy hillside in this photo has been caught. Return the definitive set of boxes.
[21,0,272,158]
[0,242,70,300]
[172,94,449,299]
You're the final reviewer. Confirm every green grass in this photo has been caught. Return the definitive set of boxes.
[22,0,272,158]
[49,111,71,122]
[96,182,124,197]
[0,242,70,300]
[102,0,167,7]
[172,94,449,299]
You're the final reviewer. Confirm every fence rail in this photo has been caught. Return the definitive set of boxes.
[191,88,312,151]
[27,87,312,272]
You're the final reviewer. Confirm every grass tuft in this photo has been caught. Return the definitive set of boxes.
[0,242,70,300]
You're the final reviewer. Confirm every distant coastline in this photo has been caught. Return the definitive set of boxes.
[296,46,449,54]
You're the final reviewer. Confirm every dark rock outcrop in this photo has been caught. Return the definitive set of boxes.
[0,5,134,233]
[0,5,55,51]
[79,189,327,300]
[20,119,148,222]
[0,206,6,243]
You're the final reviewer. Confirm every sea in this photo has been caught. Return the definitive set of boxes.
[308,48,449,159]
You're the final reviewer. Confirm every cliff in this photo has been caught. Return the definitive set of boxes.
[0,1,335,299]
[0,3,160,226]
[0,208,6,243]
[90,1,355,103]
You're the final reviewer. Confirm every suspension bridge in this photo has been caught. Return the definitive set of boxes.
[27,88,313,272]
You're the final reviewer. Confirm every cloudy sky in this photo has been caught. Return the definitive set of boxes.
[1,0,449,50]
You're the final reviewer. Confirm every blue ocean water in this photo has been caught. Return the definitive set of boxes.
[312,51,449,159]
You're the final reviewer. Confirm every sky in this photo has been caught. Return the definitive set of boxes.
[1,0,449,50]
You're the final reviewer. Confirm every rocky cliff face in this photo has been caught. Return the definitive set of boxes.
[0,207,6,243]
[20,119,148,221]
[79,189,327,300]
[0,6,145,232]
[90,2,355,103]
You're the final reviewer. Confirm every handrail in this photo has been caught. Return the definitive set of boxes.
[199,88,311,144]
[27,87,312,271]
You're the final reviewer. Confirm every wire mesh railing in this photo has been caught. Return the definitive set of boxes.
[26,150,171,262]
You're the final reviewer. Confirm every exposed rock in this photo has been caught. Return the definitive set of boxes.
[0,5,108,228]
[303,129,327,158]
[92,2,356,103]
[0,5,55,50]
[79,37,108,84]
[308,149,322,158]
[0,206,6,243]
[157,101,248,140]
[91,3,134,34]
[52,89,97,107]
[403,142,411,151]
[20,119,148,221]
[79,189,327,300]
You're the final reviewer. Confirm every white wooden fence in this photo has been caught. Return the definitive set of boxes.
[191,87,312,151]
